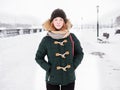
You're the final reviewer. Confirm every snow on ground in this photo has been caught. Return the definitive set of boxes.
[0,28,120,90]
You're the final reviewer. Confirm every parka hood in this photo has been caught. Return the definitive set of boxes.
[42,19,72,31]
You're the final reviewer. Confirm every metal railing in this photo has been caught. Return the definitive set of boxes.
[0,28,43,38]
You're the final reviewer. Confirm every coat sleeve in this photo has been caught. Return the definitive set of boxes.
[71,33,84,69]
[35,37,51,71]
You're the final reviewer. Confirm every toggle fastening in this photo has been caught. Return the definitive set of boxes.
[54,40,67,46]
[56,51,69,58]
[56,65,71,71]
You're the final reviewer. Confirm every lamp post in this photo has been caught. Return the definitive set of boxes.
[81,17,83,30]
[96,5,99,38]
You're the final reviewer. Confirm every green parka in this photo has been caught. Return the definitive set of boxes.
[35,20,84,86]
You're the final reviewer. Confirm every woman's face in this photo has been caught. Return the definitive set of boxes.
[52,17,64,30]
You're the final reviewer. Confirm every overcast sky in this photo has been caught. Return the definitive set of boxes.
[0,0,120,25]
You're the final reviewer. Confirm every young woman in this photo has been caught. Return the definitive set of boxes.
[35,8,84,90]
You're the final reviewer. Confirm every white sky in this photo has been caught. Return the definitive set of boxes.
[0,0,120,24]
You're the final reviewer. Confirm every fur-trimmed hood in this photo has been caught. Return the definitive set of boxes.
[42,19,72,31]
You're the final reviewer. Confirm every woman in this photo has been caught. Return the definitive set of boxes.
[35,8,84,90]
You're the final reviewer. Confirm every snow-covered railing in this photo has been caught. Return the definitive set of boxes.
[0,28,43,38]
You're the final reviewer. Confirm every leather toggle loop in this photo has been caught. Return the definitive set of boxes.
[55,51,69,58]
[54,40,67,46]
[56,65,71,71]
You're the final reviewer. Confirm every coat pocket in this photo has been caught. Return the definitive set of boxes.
[65,63,75,81]
[47,64,62,83]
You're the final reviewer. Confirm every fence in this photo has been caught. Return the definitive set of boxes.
[0,28,43,38]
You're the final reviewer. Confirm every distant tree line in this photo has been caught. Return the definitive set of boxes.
[0,22,31,28]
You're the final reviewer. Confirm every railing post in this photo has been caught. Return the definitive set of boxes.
[19,29,23,35]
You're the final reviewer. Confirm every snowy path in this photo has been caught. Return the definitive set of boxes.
[0,34,39,90]
[0,29,120,90]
